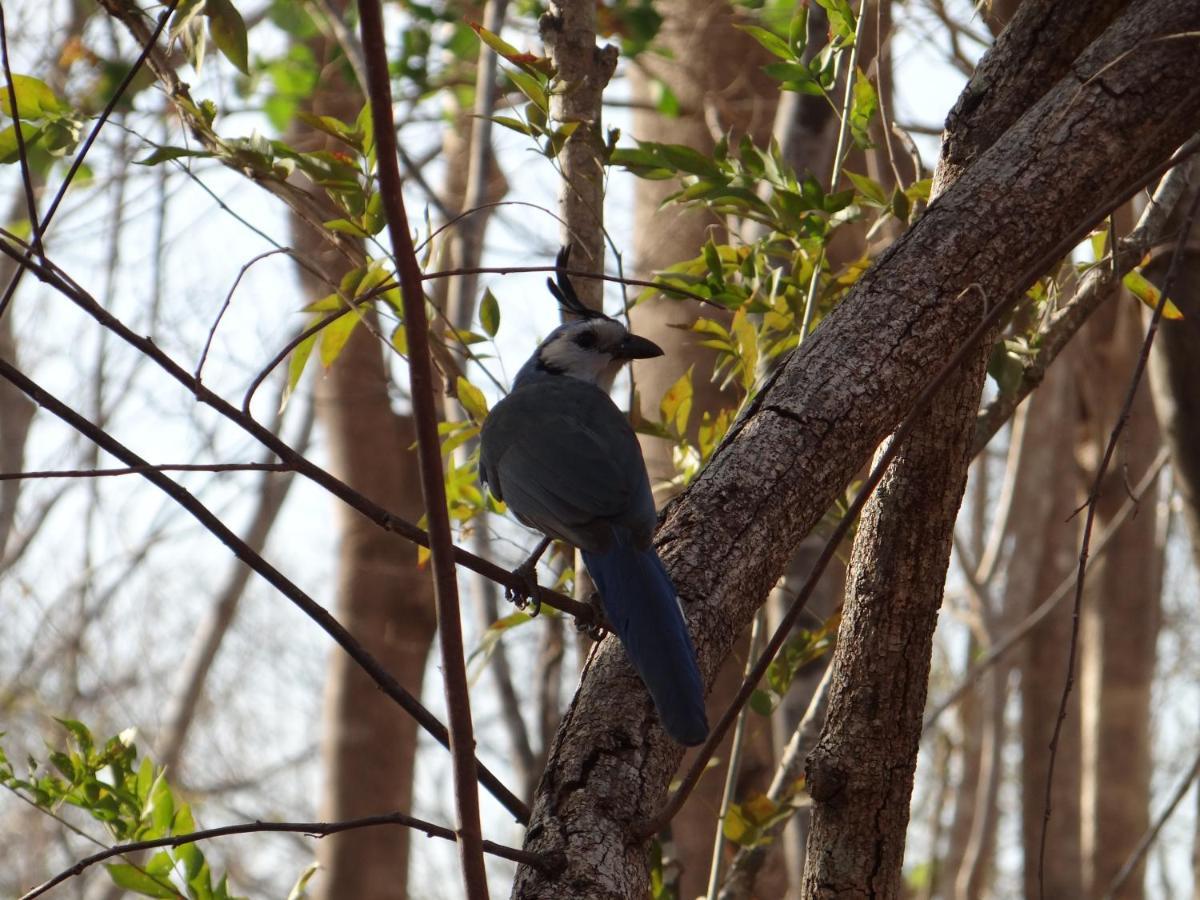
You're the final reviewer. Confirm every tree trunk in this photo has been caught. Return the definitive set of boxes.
[511,5,1200,895]
[1016,357,1084,900]
[1077,298,1164,900]
[286,22,439,900]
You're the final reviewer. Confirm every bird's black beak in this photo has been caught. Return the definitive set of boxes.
[614,333,664,360]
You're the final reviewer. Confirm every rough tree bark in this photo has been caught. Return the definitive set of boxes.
[628,1,780,894]
[802,1,1130,896]
[540,0,617,305]
[511,3,1200,897]
[287,21,438,900]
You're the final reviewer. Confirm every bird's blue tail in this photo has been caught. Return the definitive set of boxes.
[582,532,709,746]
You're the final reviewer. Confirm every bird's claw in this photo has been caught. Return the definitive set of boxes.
[576,590,607,641]
[507,560,542,617]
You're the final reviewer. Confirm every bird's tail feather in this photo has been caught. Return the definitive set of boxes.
[583,533,709,746]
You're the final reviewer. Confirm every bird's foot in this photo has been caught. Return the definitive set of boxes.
[575,590,607,641]
[506,557,542,617]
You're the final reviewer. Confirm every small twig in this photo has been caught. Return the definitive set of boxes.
[0,462,291,481]
[1037,185,1200,899]
[358,0,489,894]
[196,248,296,383]
[20,811,561,900]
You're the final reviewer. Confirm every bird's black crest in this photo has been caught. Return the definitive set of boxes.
[548,245,609,321]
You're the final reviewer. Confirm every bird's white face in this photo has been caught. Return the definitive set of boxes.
[535,319,661,391]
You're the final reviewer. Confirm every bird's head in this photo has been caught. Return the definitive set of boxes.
[531,317,663,390]
[520,246,663,391]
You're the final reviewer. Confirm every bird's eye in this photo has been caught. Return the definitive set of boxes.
[574,330,597,349]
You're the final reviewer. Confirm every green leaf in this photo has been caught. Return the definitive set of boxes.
[281,331,319,412]
[479,288,500,337]
[0,74,67,119]
[286,862,321,900]
[470,22,524,61]
[294,112,362,151]
[737,25,794,60]
[456,376,489,421]
[651,79,679,117]
[323,217,370,238]
[135,146,209,166]
[105,863,180,898]
[0,122,41,164]
[844,170,888,206]
[206,0,250,74]
[722,803,757,845]
[749,689,774,715]
[849,68,877,149]
[467,610,532,683]
[507,70,547,113]
[815,0,857,43]
[486,114,532,136]
[175,840,204,881]
[656,141,722,177]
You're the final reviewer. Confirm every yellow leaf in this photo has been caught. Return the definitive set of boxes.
[742,792,780,826]
[658,366,693,436]
[1123,269,1183,320]
[457,376,489,421]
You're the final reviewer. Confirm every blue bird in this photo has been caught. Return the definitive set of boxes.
[478,250,709,746]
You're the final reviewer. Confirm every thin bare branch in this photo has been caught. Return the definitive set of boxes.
[0,463,292,481]
[20,811,561,900]
[357,0,489,893]
[1101,746,1200,900]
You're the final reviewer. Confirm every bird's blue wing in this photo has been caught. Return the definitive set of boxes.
[480,375,655,552]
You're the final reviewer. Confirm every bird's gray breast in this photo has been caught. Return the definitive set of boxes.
[479,373,657,553]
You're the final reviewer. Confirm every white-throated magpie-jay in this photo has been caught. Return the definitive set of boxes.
[478,249,709,746]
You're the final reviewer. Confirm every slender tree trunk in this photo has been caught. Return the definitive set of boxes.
[286,20,438,900]
[1077,298,1164,900]
[1016,357,1084,899]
